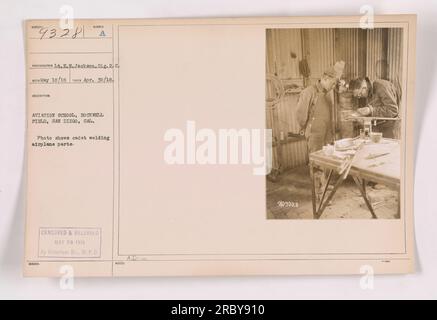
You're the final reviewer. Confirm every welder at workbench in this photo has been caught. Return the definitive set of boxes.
[349,77,401,139]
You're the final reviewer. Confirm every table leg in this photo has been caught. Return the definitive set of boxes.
[309,163,317,219]
[396,189,401,219]
[317,175,344,219]
[353,176,377,219]
[318,169,333,213]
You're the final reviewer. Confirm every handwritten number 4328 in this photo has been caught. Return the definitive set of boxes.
[39,26,83,40]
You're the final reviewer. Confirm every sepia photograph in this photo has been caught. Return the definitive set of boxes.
[266,27,404,220]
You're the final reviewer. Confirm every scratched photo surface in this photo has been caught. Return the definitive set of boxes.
[266,28,404,220]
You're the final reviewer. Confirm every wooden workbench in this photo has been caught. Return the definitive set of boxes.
[309,138,400,219]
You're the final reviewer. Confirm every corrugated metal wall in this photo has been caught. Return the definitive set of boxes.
[303,29,335,84]
[387,28,403,84]
[266,29,308,170]
[266,29,302,79]
[365,28,403,84]
[366,29,387,81]
[334,29,367,81]
[266,29,308,171]
[387,28,403,106]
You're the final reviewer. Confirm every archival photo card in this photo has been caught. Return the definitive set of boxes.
[24,15,416,277]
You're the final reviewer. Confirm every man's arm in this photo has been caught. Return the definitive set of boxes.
[371,81,399,118]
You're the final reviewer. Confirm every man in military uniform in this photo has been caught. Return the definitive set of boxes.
[296,65,342,199]
[296,66,339,154]
[349,77,400,139]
